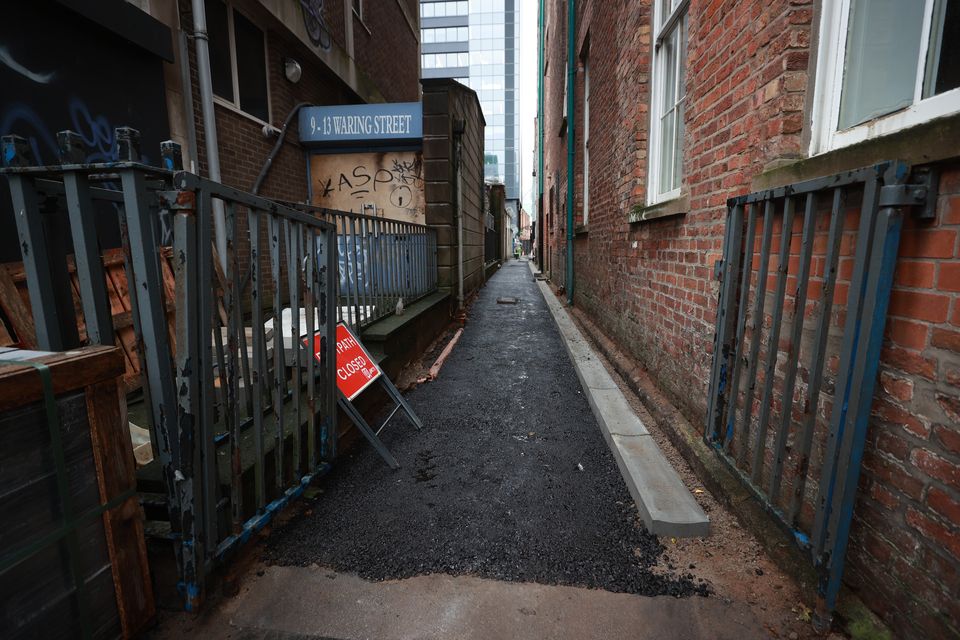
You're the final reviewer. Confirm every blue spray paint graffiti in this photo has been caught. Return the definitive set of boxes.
[0,97,175,244]
[68,98,116,164]
[299,0,332,51]
[0,102,59,164]
[0,96,139,165]
[331,232,428,298]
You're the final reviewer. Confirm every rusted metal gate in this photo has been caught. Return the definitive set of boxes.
[705,161,937,626]
[1,127,338,610]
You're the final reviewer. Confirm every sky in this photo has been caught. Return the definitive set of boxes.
[518,0,537,217]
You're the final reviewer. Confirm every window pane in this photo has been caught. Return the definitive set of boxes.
[839,0,924,129]
[925,0,960,96]
[659,109,675,194]
[660,29,677,112]
[658,0,670,27]
[206,0,233,102]
[234,10,269,121]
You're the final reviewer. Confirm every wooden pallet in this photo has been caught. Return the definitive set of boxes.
[0,248,177,391]
[0,346,155,638]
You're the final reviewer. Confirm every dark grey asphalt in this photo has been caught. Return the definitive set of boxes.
[264,260,706,597]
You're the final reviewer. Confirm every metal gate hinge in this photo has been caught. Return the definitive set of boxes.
[879,167,939,220]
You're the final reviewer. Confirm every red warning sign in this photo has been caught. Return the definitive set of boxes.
[304,323,381,401]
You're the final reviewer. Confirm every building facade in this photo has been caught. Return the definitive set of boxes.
[0,0,421,223]
[0,0,421,310]
[420,0,520,201]
[177,0,421,203]
[539,1,960,639]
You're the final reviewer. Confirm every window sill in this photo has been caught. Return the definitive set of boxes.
[213,97,271,129]
[574,224,588,236]
[629,195,689,223]
[754,111,960,192]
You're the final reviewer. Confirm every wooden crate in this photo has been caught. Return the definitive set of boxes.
[0,346,155,638]
[0,248,178,392]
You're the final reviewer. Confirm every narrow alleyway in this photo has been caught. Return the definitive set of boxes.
[265,260,703,596]
[152,261,788,639]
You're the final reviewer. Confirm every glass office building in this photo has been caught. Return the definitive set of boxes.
[420,0,520,200]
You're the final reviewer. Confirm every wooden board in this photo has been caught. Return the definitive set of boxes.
[0,265,36,348]
[0,346,124,412]
[0,248,177,391]
[0,316,13,347]
[0,347,153,638]
[86,379,155,637]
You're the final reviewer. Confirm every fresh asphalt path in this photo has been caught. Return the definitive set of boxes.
[265,260,705,597]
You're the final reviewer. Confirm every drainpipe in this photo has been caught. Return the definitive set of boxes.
[191,0,227,270]
[177,30,200,173]
[565,0,576,305]
[453,119,466,309]
[537,0,544,239]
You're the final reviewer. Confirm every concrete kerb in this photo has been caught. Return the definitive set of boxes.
[529,262,710,538]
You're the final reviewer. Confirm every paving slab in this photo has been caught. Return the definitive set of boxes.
[532,264,710,537]
[167,566,767,640]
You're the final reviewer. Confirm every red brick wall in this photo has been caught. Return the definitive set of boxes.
[352,2,420,103]
[850,172,960,638]
[540,1,960,637]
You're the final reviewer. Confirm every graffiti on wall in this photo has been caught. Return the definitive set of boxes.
[1,98,123,166]
[0,2,170,260]
[310,151,426,224]
[298,0,332,51]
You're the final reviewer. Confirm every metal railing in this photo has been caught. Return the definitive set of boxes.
[289,203,438,332]
[705,161,937,628]
[1,128,338,610]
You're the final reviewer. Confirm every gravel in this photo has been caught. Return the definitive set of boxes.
[264,261,707,598]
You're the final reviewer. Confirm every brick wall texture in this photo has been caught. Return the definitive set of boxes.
[539,1,960,638]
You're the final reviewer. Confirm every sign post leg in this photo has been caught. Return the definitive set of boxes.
[337,395,401,469]
[379,376,422,431]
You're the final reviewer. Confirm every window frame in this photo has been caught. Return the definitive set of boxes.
[353,0,363,21]
[647,0,688,206]
[810,0,960,155]
[211,2,272,126]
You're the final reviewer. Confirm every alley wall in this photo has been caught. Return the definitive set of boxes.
[539,1,960,638]
[422,78,486,307]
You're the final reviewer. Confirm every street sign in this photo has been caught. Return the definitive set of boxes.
[298,102,423,146]
[304,323,382,401]
[302,323,422,469]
